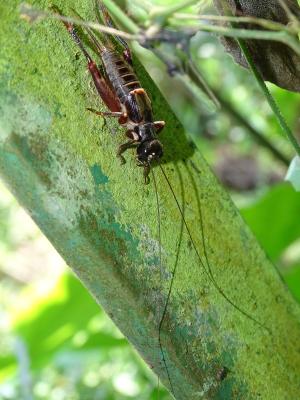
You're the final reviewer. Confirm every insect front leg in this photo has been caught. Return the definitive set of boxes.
[117,138,138,165]
[143,164,151,185]
[135,161,151,185]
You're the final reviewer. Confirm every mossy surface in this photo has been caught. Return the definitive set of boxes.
[1,1,300,399]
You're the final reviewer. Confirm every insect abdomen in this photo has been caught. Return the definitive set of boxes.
[102,49,141,102]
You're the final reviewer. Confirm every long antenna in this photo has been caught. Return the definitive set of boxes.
[159,164,270,333]
[151,169,175,398]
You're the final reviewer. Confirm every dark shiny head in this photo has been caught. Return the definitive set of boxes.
[137,139,163,164]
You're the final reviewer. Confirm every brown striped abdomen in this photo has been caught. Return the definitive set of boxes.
[102,49,141,102]
[101,49,153,124]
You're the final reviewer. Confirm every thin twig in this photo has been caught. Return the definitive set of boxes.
[214,92,290,166]
[173,13,299,34]
[236,37,300,156]
[181,24,300,57]
[278,0,299,26]
[20,3,139,40]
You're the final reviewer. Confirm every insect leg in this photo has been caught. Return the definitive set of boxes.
[143,164,151,184]
[95,0,132,63]
[52,6,122,113]
[136,162,151,184]
[87,108,129,125]
[87,108,124,118]
[154,121,166,134]
[117,139,138,165]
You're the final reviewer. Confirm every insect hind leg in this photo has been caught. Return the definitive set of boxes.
[52,6,122,113]
[95,0,132,63]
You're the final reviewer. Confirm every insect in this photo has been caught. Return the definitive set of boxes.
[52,3,165,184]
[51,2,270,398]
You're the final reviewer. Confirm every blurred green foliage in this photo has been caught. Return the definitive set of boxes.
[0,183,167,398]
[1,0,300,399]
[241,184,300,261]
[2,272,164,399]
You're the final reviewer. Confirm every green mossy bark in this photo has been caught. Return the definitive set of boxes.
[1,1,300,399]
